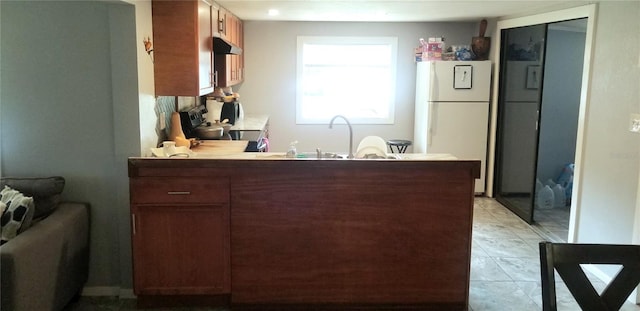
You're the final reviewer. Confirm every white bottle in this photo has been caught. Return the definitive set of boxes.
[286,141,298,158]
[545,179,556,188]
[536,185,555,210]
[553,184,566,208]
[535,179,543,197]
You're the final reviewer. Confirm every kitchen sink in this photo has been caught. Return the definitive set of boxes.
[297,152,346,159]
[255,152,400,160]
[254,152,347,159]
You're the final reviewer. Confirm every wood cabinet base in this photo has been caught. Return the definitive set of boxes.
[129,159,479,310]
[136,298,465,310]
[136,295,229,309]
[232,303,467,311]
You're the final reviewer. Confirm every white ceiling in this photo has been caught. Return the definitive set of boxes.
[215,0,591,22]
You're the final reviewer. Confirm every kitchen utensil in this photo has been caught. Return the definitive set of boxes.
[195,124,224,139]
[220,101,240,124]
[355,146,387,159]
[357,136,388,154]
[150,146,193,158]
[212,120,232,134]
[206,99,223,122]
[169,112,186,141]
[162,141,176,156]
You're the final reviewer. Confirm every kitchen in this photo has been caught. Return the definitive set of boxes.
[156,21,478,155]
[131,3,484,307]
[1,0,639,310]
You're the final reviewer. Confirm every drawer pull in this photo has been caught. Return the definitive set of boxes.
[167,191,191,195]
[132,214,136,235]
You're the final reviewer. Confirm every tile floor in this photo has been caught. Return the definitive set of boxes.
[498,194,572,242]
[534,205,572,242]
[64,198,640,310]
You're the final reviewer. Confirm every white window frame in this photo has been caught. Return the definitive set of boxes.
[296,36,398,124]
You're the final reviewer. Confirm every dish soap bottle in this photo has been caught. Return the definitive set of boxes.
[286,141,298,158]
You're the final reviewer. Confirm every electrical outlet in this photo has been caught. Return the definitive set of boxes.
[160,112,166,130]
[630,113,640,133]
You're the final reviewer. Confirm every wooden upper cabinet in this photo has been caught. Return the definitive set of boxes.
[216,6,227,39]
[152,0,214,96]
[215,8,244,87]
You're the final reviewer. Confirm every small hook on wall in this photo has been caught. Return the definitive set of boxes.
[143,37,154,63]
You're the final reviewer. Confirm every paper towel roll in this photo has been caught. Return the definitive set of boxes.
[206,99,223,122]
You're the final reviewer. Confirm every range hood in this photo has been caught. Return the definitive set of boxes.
[213,36,242,55]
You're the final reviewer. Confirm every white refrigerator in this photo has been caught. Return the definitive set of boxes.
[414,60,492,193]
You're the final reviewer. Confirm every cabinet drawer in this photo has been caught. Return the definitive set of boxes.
[130,177,229,204]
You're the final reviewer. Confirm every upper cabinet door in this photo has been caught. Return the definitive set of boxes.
[214,10,244,87]
[198,1,213,93]
[152,0,214,96]
[217,7,228,39]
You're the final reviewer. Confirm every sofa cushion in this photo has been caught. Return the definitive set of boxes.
[0,177,65,220]
[1,186,35,245]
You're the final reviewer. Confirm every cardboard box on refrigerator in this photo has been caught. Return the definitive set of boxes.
[415,37,445,62]
[425,37,444,60]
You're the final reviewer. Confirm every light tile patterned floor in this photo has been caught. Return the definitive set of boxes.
[470,197,640,311]
[64,198,640,310]
[534,205,572,242]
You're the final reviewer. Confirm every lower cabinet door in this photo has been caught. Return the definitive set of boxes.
[131,204,230,295]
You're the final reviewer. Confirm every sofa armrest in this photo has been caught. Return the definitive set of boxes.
[1,202,89,311]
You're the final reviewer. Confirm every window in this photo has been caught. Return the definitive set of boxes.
[296,36,398,124]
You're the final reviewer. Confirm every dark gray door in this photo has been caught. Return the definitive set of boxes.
[495,19,586,226]
[494,24,548,224]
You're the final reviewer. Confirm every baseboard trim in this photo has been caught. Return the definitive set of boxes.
[119,288,136,299]
[81,286,120,296]
[81,286,136,298]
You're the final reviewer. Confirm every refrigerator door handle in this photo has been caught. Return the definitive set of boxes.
[428,63,437,147]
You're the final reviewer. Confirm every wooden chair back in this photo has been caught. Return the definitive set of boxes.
[539,241,640,311]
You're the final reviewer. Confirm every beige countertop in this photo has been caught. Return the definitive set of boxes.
[230,114,269,131]
[192,140,249,154]
[151,140,457,160]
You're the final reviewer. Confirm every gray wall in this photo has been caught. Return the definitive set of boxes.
[238,21,477,153]
[537,25,585,183]
[0,1,139,289]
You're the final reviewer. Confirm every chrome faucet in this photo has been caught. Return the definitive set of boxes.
[329,115,354,159]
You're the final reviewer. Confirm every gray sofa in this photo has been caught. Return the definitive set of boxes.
[0,177,89,311]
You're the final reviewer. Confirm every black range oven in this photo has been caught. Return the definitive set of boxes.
[180,105,268,152]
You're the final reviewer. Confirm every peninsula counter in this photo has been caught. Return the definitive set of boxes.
[128,156,480,310]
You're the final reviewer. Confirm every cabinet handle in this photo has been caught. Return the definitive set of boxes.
[132,214,137,235]
[214,71,218,86]
[167,191,191,195]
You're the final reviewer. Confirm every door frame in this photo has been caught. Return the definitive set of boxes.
[486,4,597,243]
